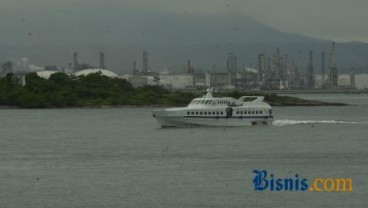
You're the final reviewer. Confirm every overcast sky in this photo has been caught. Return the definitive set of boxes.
[0,0,367,44]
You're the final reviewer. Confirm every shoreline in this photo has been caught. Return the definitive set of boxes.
[0,102,348,110]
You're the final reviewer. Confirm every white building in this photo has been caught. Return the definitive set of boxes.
[159,74,194,89]
[120,75,159,88]
[315,74,357,88]
[205,72,230,88]
[355,74,368,89]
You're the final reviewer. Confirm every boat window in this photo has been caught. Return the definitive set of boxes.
[191,112,194,115]
[252,111,255,114]
[204,112,207,115]
[200,112,203,115]
[187,112,190,115]
[216,112,219,115]
[220,112,223,115]
[196,112,198,115]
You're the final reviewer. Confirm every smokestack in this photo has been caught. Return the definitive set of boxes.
[187,59,193,74]
[321,52,325,87]
[73,52,78,72]
[329,42,338,88]
[142,50,148,74]
[132,61,138,75]
[307,50,315,89]
[99,52,105,69]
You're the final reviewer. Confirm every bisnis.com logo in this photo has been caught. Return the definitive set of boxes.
[252,170,353,192]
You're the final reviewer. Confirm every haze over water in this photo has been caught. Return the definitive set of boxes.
[0,94,367,207]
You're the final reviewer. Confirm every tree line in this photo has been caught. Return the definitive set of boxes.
[0,72,341,108]
[0,72,196,108]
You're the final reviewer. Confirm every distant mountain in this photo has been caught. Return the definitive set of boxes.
[1,12,367,74]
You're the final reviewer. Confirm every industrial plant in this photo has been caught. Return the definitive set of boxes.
[1,42,368,91]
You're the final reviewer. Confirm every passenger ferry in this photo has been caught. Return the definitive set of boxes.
[152,88,273,127]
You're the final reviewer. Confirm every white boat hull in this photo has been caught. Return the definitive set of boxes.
[152,110,273,127]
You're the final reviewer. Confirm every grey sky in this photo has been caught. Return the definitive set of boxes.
[0,0,367,44]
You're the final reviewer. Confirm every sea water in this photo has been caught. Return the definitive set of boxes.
[0,94,367,207]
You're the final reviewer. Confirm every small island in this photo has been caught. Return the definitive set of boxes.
[0,72,347,108]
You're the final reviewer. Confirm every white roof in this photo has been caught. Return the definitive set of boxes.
[36,70,59,79]
[74,69,118,78]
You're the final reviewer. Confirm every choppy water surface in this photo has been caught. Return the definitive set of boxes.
[0,94,367,207]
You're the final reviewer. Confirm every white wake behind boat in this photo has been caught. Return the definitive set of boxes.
[152,88,273,127]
